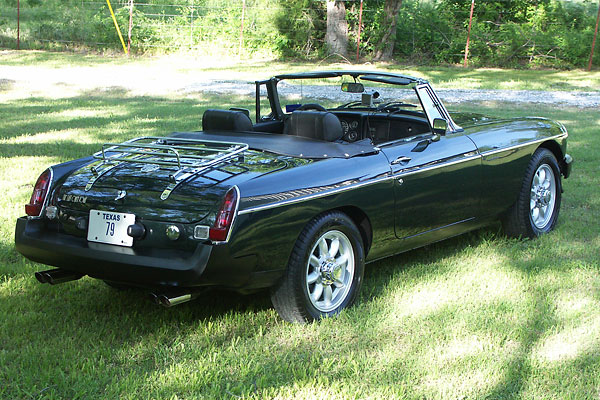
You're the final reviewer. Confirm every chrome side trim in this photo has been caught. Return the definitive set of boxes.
[211,185,241,245]
[479,133,568,157]
[238,175,392,215]
[237,133,567,216]
[239,153,479,215]
[402,217,475,240]
[391,154,480,179]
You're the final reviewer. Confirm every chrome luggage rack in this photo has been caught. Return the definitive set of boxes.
[85,137,249,200]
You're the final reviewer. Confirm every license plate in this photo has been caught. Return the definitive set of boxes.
[87,210,135,247]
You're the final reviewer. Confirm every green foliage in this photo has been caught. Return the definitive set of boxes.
[0,0,599,68]
[0,0,281,56]
[345,0,385,56]
[388,0,600,68]
[274,0,326,58]
[91,5,158,49]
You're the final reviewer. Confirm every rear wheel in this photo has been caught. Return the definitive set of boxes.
[502,148,562,238]
[271,211,365,323]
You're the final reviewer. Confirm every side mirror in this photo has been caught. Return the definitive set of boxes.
[341,82,365,93]
[432,118,448,136]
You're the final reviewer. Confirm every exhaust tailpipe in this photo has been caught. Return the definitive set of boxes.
[149,292,160,305]
[158,293,192,307]
[150,290,205,307]
[35,269,83,285]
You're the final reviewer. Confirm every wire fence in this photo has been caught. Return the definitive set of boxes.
[1,0,599,69]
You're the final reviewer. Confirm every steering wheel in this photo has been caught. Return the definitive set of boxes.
[297,103,327,112]
[377,102,418,112]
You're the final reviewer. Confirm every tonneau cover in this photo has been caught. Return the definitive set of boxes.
[169,131,378,159]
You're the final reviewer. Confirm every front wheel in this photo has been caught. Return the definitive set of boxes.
[270,211,365,323]
[502,148,562,238]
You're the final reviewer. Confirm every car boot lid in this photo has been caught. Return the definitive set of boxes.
[56,137,290,223]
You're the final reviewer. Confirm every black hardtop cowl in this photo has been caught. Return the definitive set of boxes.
[170,131,378,159]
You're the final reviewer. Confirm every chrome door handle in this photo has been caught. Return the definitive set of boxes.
[391,156,411,165]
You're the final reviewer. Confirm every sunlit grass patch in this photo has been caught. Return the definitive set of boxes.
[3,128,96,144]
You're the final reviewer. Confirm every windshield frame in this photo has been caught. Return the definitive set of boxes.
[257,71,462,134]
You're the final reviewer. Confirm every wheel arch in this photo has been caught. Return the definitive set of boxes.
[502,145,563,238]
[537,139,570,184]
[331,205,373,257]
[537,140,563,166]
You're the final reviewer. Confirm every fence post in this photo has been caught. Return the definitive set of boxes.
[106,0,128,54]
[464,0,475,67]
[356,0,363,63]
[589,0,600,71]
[189,0,194,49]
[127,0,133,55]
[239,0,246,58]
[17,0,20,50]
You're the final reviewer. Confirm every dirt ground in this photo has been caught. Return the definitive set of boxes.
[1,55,599,107]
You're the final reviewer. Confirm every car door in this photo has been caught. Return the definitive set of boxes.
[380,83,482,240]
[380,131,481,240]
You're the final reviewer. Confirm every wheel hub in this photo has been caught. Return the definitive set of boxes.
[529,163,557,230]
[540,189,551,205]
[305,230,356,313]
[320,259,342,285]
[533,187,551,206]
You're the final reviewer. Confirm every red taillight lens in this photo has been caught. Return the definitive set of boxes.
[209,187,238,241]
[25,169,51,217]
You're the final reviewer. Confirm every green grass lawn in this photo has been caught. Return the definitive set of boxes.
[0,52,599,399]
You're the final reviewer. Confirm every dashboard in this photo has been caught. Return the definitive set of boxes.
[339,117,361,142]
[333,111,431,144]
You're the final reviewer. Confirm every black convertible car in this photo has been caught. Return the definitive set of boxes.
[15,71,573,322]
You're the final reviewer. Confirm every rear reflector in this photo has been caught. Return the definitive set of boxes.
[25,169,52,217]
[194,225,210,240]
[209,187,239,242]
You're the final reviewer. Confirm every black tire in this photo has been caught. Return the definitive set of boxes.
[270,211,365,323]
[502,148,562,238]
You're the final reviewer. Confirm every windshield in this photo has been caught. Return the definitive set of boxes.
[250,72,459,146]
[276,76,425,117]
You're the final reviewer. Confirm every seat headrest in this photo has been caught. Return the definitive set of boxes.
[202,109,253,132]
[284,111,343,142]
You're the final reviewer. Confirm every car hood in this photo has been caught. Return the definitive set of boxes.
[449,112,501,127]
[56,150,301,224]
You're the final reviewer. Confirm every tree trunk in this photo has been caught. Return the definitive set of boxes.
[374,0,403,61]
[325,0,348,58]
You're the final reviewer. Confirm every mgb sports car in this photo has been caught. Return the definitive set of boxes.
[15,71,573,323]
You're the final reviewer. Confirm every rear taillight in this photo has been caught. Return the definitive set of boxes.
[209,187,239,242]
[25,169,52,217]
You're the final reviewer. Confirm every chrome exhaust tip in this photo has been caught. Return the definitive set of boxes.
[158,293,192,307]
[34,269,82,285]
[34,271,48,284]
[150,289,205,307]
[149,292,160,305]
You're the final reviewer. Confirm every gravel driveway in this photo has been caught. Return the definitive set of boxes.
[1,62,599,108]
[184,80,600,108]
